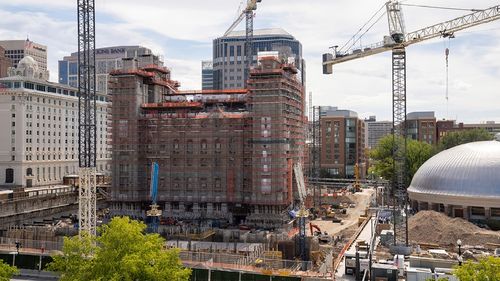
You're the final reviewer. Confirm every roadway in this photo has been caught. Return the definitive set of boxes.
[309,188,374,237]
[334,216,376,281]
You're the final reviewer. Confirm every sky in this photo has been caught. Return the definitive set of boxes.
[1,0,499,123]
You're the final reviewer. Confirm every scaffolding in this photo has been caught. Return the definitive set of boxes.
[109,58,305,227]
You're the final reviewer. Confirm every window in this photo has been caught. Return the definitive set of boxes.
[36,84,46,92]
[26,168,33,176]
[5,168,14,183]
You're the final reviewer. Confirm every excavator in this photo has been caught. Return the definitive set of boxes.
[309,223,331,244]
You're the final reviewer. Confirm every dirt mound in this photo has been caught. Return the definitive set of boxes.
[408,211,500,246]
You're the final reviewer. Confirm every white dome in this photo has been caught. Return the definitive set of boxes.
[408,141,500,200]
[18,56,38,69]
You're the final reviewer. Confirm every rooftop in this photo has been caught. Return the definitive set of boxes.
[407,111,435,120]
[225,28,293,38]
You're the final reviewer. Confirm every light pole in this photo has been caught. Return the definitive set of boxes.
[355,244,360,281]
[457,239,462,266]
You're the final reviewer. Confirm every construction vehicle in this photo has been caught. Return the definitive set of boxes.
[146,162,161,233]
[224,0,263,85]
[322,1,500,246]
[309,223,331,244]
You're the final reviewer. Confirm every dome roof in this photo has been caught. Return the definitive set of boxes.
[408,141,500,199]
[18,56,38,69]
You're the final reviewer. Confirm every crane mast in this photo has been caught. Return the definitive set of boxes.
[77,0,97,236]
[223,0,262,86]
[322,1,500,247]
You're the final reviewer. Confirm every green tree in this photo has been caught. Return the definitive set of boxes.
[0,259,18,281]
[369,135,435,183]
[438,128,493,151]
[453,256,500,281]
[48,217,191,281]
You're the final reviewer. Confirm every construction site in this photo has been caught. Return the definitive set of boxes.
[1,0,500,280]
[108,53,306,228]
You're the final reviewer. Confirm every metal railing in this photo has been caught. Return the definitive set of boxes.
[0,237,63,253]
[179,250,313,273]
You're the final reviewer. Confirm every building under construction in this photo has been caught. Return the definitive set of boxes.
[109,55,306,227]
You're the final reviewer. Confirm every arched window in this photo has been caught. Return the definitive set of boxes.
[5,168,14,183]
[26,168,33,176]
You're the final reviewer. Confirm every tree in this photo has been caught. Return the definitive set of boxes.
[0,259,18,281]
[453,256,500,281]
[48,217,191,281]
[438,128,493,151]
[369,135,435,183]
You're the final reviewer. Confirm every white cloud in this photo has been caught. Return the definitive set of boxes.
[1,0,499,123]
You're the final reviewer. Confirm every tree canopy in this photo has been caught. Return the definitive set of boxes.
[0,260,18,281]
[369,135,435,183]
[453,256,500,281]
[48,217,191,281]
[438,128,493,151]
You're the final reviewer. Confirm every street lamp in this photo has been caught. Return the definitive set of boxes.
[457,239,462,266]
[355,244,360,281]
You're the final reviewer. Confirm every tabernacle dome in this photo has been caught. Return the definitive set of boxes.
[408,140,500,221]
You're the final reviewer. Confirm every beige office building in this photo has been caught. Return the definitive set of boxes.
[0,39,48,73]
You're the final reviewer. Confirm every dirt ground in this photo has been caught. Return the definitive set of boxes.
[309,188,374,237]
[409,210,500,249]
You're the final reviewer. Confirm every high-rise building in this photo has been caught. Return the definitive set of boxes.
[0,46,12,78]
[0,56,109,188]
[58,45,158,95]
[212,28,303,90]
[0,39,48,73]
[320,107,366,178]
[109,55,305,226]
[365,116,393,149]
[406,111,437,145]
[201,60,213,90]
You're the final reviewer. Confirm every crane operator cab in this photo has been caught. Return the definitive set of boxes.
[391,33,405,44]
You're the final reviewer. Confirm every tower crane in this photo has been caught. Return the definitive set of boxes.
[322,1,500,247]
[77,0,97,236]
[224,0,262,85]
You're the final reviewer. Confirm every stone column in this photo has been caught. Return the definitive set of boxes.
[485,207,491,219]
[444,204,451,216]
[463,206,469,220]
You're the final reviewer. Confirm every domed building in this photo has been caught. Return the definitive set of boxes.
[7,55,49,81]
[408,140,500,221]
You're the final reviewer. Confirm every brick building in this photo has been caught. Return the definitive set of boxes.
[406,111,437,145]
[109,56,305,227]
[319,107,366,178]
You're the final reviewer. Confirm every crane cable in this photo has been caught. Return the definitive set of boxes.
[339,3,387,53]
[444,37,453,120]
[400,3,483,12]
[345,11,387,53]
